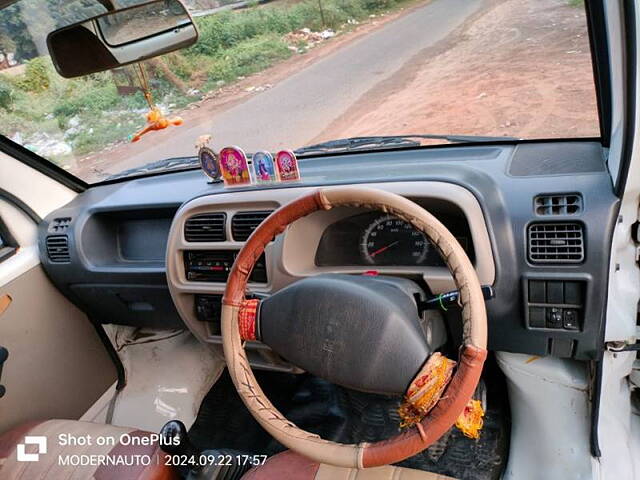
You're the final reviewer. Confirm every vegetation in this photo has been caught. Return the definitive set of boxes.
[0,0,410,164]
[0,0,108,61]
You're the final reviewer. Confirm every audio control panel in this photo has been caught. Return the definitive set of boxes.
[184,250,267,283]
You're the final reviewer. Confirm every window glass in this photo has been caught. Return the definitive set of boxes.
[0,0,600,183]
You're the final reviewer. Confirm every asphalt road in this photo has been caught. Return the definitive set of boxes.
[101,0,484,175]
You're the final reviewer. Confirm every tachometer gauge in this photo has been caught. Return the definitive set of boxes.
[361,215,429,265]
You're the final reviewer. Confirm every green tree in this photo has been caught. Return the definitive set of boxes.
[0,0,109,62]
[0,4,37,61]
[0,32,15,68]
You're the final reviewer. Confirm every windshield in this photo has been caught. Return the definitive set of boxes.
[0,0,600,183]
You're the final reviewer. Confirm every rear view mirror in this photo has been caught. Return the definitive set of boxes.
[47,0,198,78]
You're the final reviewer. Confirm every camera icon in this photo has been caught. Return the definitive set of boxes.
[16,436,47,462]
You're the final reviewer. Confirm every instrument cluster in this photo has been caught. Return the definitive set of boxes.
[315,211,474,268]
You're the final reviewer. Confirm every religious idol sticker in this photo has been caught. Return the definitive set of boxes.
[195,135,221,182]
[198,146,221,182]
[219,146,251,187]
[252,151,277,184]
[275,150,300,182]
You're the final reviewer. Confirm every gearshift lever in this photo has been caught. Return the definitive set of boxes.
[160,420,202,470]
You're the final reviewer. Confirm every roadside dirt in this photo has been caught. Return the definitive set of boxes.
[315,0,599,142]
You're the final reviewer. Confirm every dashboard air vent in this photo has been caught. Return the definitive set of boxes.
[232,211,273,241]
[48,217,72,234]
[534,194,582,216]
[46,235,70,263]
[184,213,226,242]
[528,223,584,264]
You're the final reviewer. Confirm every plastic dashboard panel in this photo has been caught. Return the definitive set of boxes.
[38,141,618,360]
[164,181,496,360]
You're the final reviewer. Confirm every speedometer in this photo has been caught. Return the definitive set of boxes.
[361,215,429,265]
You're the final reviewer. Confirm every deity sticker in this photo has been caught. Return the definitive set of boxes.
[275,150,300,182]
[252,151,277,184]
[198,146,221,182]
[219,146,251,187]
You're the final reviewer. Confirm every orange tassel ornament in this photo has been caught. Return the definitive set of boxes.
[129,63,184,143]
[131,108,183,142]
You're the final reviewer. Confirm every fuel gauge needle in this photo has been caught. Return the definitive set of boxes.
[370,240,399,257]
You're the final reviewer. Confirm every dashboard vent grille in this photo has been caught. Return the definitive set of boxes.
[534,194,582,216]
[528,223,584,264]
[48,217,72,234]
[46,235,70,263]
[232,211,273,241]
[184,213,226,242]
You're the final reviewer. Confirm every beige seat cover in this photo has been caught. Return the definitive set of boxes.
[242,450,456,480]
[315,463,456,480]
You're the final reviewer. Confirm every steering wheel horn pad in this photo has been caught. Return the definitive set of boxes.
[259,273,432,395]
[222,187,488,468]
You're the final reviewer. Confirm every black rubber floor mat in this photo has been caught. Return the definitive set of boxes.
[189,369,304,454]
[189,366,508,480]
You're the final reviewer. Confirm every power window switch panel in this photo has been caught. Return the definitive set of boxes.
[529,281,546,303]
[547,307,563,329]
[546,282,564,304]
[563,309,579,330]
[564,282,583,305]
[529,307,546,328]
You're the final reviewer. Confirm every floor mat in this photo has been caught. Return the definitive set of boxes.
[189,369,303,455]
[189,366,509,480]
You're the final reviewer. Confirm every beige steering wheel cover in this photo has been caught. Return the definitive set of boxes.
[222,187,488,468]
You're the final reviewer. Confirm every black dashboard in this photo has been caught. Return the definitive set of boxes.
[37,140,619,361]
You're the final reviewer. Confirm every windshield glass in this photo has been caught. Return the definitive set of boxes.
[0,0,600,183]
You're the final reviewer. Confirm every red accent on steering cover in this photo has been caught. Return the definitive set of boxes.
[239,299,260,341]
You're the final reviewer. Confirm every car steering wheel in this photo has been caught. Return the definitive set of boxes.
[221,186,487,468]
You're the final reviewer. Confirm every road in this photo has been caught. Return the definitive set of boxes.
[88,0,485,179]
[190,0,277,18]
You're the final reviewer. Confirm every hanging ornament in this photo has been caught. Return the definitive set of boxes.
[130,63,184,142]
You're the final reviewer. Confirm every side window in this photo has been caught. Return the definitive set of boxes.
[0,218,17,263]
